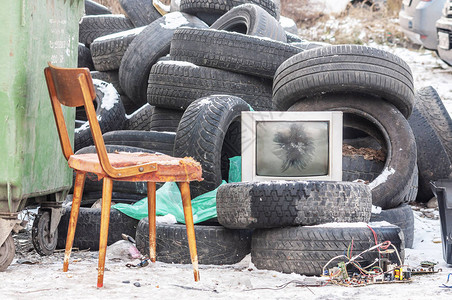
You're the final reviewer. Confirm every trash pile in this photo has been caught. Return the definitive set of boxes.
[59,0,452,279]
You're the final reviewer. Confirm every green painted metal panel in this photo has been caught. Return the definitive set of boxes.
[0,0,84,212]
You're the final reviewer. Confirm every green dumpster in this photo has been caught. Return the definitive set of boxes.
[0,0,84,270]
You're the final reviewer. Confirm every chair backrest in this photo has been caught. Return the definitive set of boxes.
[44,62,111,172]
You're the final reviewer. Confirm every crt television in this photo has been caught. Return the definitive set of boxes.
[241,111,343,182]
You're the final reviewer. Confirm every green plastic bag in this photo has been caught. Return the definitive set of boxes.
[113,181,226,224]
[228,156,242,183]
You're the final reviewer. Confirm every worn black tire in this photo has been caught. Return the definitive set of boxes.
[251,223,405,276]
[135,218,252,265]
[149,107,183,132]
[289,94,417,209]
[342,155,385,183]
[170,28,302,79]
[125,103,153,131]
[79,15,134,47]
[273,45,414,118]
[32,211,58,256]
[119,12,208,106]
[344,114,387,147]
[120,94,142,115]
[91,26,146,72]
[75,79,104,122]
[408,102,452,202]
[56,207,139,251]
[78,43,95,70]
[343,146,418,204]
[0,234,15,272]
[415,86,452,162]
[74,79,126,151]
[103,130,175,154]
[216,181,372,229]
[210,4,286,42]
[403,163,419,203]
[180,0,279,22]
[285,31,303,43]
[90,70,123,94]
[85,0,112,15]
[174,95,250,197]
[147,60,272,111]
[75,145,156,197]
[371,203,414,248]
[119,0,162,27]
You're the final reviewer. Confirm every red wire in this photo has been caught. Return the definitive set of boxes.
[367,224,379,246]
[367,225,391,251]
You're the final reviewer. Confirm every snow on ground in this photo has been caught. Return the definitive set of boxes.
[1,209,451,299]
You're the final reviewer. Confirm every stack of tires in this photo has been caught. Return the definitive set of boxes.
[60,0,452,274]
[62,0,303,255]
[216,181,406,275]
[74,0,309,205]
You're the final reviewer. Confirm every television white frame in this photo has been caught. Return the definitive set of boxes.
[241,111,343,182]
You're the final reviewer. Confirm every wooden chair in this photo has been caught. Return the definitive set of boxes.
[44,63,203,288]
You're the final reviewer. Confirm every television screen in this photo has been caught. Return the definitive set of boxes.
[241,111,342,182]
[256,121,329,177]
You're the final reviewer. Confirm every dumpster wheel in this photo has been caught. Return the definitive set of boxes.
[0,234,15,271]
[32,211,58,256]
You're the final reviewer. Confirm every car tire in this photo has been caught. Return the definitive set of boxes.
[125,103,153,131]
[216,181,372,229]
[273,45,414,118]
[85,0,112,15]
[179,0,279,24]
[370,203,414,248]
[170,27,302,79]
[251,223,404,276]
[74,79,126,151]
[149,107,183,132]
[147,60,272,111]
[119,12,208,106]
[79,14,134,47]
[174,95,250,197]
[210,3,286,42]
[103,130,175,155]
[414,86,452,162]
[91,26,146,72]
[78,43,94,70]
[408,102,452,202]
[119,0,162,27]
[135,217,252,265]
[57,207,139,251]
[289,94,417,209]
[342,154,385,183]
[90,70,123,94]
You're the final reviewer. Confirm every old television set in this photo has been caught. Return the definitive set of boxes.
[241,111,343,182]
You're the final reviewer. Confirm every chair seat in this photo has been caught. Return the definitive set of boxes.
[68,152,203,182]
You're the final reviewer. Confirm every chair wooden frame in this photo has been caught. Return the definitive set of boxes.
[44,63,202,287]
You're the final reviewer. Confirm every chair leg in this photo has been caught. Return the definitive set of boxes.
[97,177,113,288]
[147,182,157,263]
[179,182,200,282]
[63,171,86,272]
